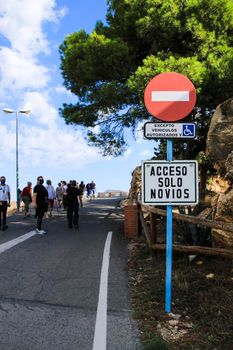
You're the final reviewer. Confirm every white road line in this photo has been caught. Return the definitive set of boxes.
[92,231,113,350]
[0,231,37,254]
[151,91,189,102]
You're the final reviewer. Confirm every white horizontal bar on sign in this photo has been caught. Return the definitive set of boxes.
[151,91,190,102]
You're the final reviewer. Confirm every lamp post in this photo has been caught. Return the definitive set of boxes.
[3,108,31,211]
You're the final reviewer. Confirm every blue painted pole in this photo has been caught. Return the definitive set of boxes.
[165,139,173,313]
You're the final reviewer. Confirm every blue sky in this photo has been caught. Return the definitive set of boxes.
[0,0,154,200]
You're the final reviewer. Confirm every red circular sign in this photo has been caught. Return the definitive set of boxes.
[144,72,196,121]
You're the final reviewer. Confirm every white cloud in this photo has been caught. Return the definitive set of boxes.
[55,85,72,96]
[123,148,132,159]
[0,0,67,97]
[19,125,100,168]
[0,48,50,96]
[88,125,101,135]
[0,123,15,161]
[0,0,101,175]
[22,91,57,126]
[0,0,67,56]
[139,150,151,157]
[0,119,100,169]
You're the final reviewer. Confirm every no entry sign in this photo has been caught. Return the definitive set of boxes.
[144,72,196,121]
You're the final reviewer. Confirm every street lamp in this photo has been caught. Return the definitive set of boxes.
[3,108,31,211]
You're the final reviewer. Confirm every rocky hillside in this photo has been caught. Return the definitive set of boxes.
[206,97,233,247]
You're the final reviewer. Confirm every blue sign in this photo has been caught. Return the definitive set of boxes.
[182,124,195,137]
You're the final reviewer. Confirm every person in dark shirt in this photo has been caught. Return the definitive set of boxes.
[33,176,48,235]
[86,183,91,198]
[89,180,96,199]
[66,180,80,229]
[79,181,85,208]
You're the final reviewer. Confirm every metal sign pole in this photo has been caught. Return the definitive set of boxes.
[143,72,197,313]
[165,139,173,313]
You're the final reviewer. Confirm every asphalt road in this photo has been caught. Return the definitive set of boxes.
[0,198,142,350]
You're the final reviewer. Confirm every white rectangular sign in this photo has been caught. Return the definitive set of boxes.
[144,122,196,139]
[151,91,189,102]
[142,160,198,205]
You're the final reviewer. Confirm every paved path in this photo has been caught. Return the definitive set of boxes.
[0,198,141,350]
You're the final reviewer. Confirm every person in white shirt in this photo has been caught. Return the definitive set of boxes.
[46,179,56,217]
[0,176,11,231]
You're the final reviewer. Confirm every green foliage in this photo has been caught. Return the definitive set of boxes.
[196,151,216,176]
[59,0,233,156]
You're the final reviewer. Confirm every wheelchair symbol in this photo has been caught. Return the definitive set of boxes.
[182,125,194,137]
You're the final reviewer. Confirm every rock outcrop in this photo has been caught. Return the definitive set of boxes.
[120,166,141,208]
[128,166,141,201]
[206,97,233,248]
[206,97,233,171]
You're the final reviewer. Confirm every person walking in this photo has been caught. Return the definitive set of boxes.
[33,176,48,235]
[46,179,56,217]
[20,181,32,217]
[79,181,85,208]
[66,180,80,229]
[90,180,96,199]
[61,181,68,209]
[86,183,91,198]
[0,176,11,231]
[56,182,63,208]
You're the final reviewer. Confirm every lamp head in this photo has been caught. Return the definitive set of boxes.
[3,108,14,113]
[3,108,31,114]
[19,109,31,114]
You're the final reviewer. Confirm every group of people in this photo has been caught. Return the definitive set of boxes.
[0,175,96,235]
